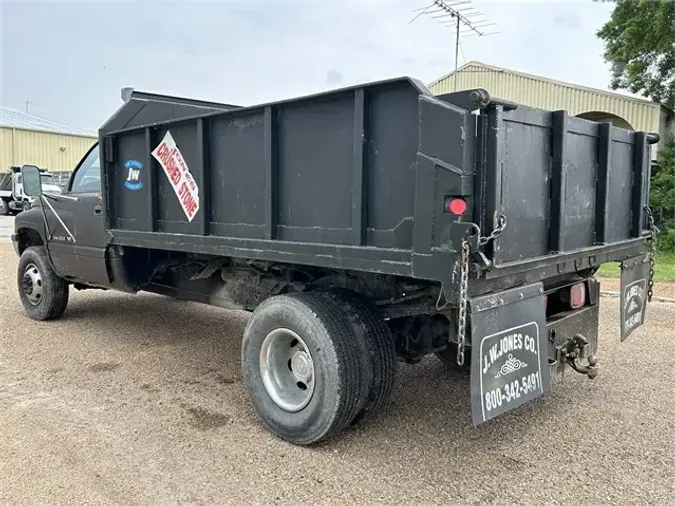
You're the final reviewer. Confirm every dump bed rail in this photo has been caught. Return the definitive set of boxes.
[99,78,655,303]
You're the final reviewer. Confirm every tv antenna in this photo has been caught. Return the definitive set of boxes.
[410,0,500,91]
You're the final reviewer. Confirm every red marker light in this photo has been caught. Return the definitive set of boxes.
[445,198,467,215]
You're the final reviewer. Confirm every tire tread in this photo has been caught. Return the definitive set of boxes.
[320,289,397,424]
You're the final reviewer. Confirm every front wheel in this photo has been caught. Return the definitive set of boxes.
[22,200,31,212]
[17,246,69,321]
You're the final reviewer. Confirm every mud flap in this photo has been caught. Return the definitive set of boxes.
[469,282,550,426]
[620,254,650,342]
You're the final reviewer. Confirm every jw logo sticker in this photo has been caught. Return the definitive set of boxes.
[124,159,144,191]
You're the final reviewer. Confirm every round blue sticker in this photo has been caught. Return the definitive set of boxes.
[124,159,144,191]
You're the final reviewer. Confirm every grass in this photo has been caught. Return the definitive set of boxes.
[596,251,675,282]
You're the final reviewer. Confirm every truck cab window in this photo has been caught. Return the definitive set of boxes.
[70,145,101,194]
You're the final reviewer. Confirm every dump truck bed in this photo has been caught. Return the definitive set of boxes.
[99,77,655,301]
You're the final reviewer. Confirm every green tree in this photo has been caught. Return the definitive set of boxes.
[652,138,675,251]
[597,0,675,109]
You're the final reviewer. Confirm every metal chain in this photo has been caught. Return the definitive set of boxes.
[478,214,508,246]
[456,237,471,366]
[454,214,507,366]
[645,206,659,303]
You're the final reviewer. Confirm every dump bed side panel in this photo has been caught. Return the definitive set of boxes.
[480,105,651,269]
[105,79,433,252]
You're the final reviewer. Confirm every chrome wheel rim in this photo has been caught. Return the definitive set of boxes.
[22,263,43,305]
[259,328,315,412]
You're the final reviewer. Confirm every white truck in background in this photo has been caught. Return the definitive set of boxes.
[0,166,62,214]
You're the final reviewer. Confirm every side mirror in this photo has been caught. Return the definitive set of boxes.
[21,165,43,197]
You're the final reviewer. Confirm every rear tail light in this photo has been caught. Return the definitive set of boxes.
[444,197,467,215]
[569,283,586,309]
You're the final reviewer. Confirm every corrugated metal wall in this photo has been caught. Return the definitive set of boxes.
[429,63,664,157]
[0,127,96,172]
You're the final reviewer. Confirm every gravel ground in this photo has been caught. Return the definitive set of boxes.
[1,241,674,505]
[0,215,14,238]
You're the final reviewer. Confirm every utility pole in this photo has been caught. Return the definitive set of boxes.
[23,100,35,114]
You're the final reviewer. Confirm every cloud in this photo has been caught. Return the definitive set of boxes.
[554,10,583,31]
[325,69,343,86]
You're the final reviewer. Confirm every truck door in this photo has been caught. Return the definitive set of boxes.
[45,143,109,287]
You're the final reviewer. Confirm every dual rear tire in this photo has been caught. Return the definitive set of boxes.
[241,289,396,445]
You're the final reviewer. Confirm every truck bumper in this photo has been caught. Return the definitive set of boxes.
[11,233,20,256]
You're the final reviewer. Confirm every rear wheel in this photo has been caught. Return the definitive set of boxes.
[241,292,368,445]
[319,289,397,424]
[17,246,69,321]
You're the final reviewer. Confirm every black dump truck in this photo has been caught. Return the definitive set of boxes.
[13,78,658,445]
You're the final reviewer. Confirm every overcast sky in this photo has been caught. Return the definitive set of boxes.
[1,0,623,132]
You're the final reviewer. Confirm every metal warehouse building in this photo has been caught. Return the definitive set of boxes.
[0,106,97,185]
[428,61,674,160]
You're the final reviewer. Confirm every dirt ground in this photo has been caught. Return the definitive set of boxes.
[1,240,674,505]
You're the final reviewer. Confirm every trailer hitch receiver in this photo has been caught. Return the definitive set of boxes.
[559,333,598,379]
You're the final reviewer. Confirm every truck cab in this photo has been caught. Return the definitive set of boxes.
[12,143,110,287]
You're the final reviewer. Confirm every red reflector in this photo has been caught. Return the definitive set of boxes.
[570,283,586,309]
[446,198,467,215]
